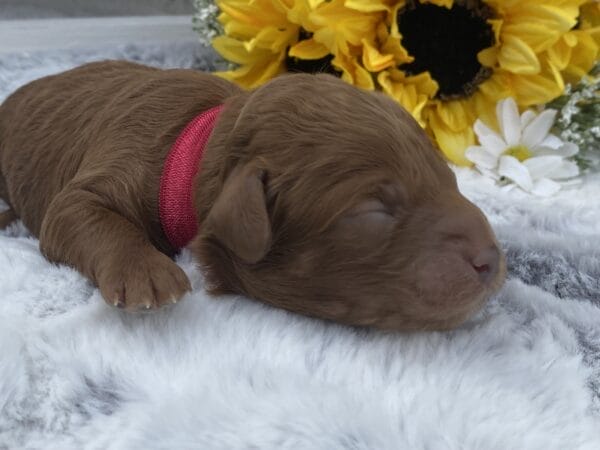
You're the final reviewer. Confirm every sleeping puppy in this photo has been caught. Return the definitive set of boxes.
[0,61,505,330]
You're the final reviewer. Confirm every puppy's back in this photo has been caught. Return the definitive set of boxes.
[0,60,239,236]
[0,61,159,229]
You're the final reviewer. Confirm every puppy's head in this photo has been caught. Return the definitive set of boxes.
[192,73,505,331]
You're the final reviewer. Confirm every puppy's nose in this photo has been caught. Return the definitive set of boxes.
[471,246,500,284]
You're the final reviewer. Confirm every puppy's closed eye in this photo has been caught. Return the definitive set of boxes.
[333,183,407,245]
[336,199,398,242]
[345,199,395,223]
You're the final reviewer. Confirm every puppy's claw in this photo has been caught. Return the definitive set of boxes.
[171,297,178,304]
[145,303,151,309]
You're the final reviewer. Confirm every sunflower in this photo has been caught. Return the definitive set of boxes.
[212,0,382,88]
[211,0,299,87]
[212,0,599,165]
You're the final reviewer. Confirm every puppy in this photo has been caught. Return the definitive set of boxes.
[0,61,505,330]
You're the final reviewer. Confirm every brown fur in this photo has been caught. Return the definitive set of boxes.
[0,61,505,329]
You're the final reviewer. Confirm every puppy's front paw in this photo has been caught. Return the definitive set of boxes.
[98,249,192,312]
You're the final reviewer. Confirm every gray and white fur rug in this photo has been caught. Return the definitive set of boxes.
[1,40,600,449]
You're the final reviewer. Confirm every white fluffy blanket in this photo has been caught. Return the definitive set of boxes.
[1,43,600,449]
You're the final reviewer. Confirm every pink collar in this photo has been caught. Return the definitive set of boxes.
[159,104,224,249]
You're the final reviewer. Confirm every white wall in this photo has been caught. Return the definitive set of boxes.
[0,0,194,19]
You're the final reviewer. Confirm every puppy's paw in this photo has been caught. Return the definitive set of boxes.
[98,249,192,312]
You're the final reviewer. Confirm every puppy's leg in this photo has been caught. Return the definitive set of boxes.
[0,208,16,229]
[40,187,191,311]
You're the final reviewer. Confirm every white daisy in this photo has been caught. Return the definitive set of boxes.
[465,97,580,197]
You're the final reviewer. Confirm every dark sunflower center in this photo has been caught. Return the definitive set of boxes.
[398,0,495,100]
[285,29,340,76]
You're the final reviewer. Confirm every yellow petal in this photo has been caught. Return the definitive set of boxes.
[561,30,599,84]
[478,47,498,67]
[218,2,264,27]
[488,19,503,45]
[309,0,381,55]
[586,25,600,48]
[546,34,574,70]
[345,0,391,13]
[378,69,438,127]
[545,57,565,93]
[376,22,388,43]
[334,54,374,90]
[382,34,413,64]
[377,71,418,122]
[434,99,475,132]
[477,20,502,66]
[213,35,264,64]
[267,0,294,14]
[244,26,297,52]
[361,39,395,72]
[564,31,578,47]
[579,0,600,47]
[223,20,261,40]
[390,2,404,39]
[287,1,315,31]
[502,23,563,53]
[425,0,453,8]
[508,72,564,106]
[471,92,500,131]
[289,38,330,59]
[580,2,600,29]
[427,109,475,166]
[308,0,326,8]
[271,0,295,11]
[477,72,514,101]
[510,4,578,32]
[498,35,541,74]
[218,0,289,28]
[218,56,285,89]
[353,64,375,91]
[411,71,439,97]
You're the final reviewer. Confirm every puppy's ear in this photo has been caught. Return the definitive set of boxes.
[205,164,271,264]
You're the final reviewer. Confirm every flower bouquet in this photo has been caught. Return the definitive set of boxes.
[194,0,599,195]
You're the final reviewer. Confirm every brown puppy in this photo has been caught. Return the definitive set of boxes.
[0,61,505,330]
